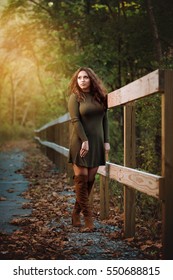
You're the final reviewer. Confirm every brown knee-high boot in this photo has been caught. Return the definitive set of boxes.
[72,200,81,227]
[74,175,93,229]
[72,179,95,226]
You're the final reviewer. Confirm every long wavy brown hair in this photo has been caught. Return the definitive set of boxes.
[68,67,107,108]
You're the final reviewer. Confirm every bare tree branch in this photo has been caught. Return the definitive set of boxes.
[28,0,53,17]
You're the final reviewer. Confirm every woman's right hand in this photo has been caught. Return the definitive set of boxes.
[80,141,89,157]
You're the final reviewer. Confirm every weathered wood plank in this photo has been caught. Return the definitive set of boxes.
[108,69,164,108]
[109,164,161,198]
[35,137,69,157]
[98,163,163,198]
[35,113,70,133]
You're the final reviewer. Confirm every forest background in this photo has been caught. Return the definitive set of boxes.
[0,1,173,214]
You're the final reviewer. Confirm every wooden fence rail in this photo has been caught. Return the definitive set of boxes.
[35,69,173,259]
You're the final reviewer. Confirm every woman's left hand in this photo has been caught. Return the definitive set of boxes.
[80,141,89,157]
[104,142,110,153]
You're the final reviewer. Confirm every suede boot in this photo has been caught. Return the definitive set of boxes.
[72,201,81,227]
[72,179,95,226]
[74,175,94,230]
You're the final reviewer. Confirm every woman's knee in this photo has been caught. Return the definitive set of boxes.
[73,164,88,176]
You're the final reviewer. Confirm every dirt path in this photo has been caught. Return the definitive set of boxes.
[0,146,31,232]
[0,140,161,260]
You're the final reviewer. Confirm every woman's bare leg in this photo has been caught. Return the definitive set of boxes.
[73,164,88,177]
[73,164,98,180]
[87,167,98,197]
[88,167,98,182]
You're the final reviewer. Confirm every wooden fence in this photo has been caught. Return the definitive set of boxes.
[35,69,173,259]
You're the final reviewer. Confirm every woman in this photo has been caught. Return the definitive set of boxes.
[68,67,110,230]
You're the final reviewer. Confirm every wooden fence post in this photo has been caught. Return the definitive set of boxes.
[46,126,55,162]
[100,158,109,220]
[124,102,136,237]
[59,123,63,172]
[162,70,173,259]
[54,124,60,171]
[38,130,46,155]
[62,122,69,173]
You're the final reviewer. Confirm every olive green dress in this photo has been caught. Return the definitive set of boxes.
[68,92,109,168]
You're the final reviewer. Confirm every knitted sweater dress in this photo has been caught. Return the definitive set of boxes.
[68,92,109,168]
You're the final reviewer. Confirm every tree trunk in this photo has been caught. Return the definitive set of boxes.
[146,0,162,63]
[10,74,16,126]
[21,102,31,126]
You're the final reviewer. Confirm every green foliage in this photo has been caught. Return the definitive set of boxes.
[136,94,161,175]
[0,123,34,144]
[108,107,124,165]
